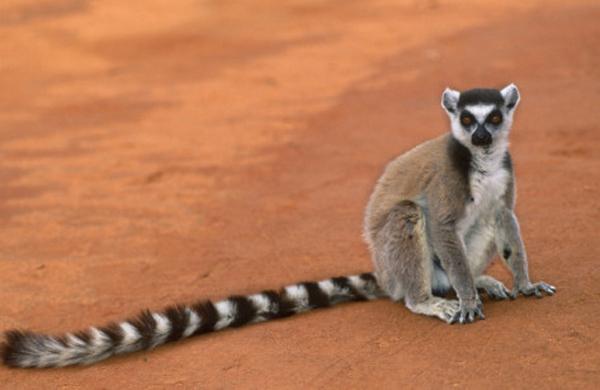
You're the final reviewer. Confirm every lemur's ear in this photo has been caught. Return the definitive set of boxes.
[501,83,520,111]
[441,88,460,115]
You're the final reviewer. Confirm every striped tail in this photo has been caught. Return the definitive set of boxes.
[2,272,383,368]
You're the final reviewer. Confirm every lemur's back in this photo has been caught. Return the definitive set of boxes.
[363,134,464,246]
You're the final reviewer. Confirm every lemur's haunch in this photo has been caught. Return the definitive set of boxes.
[2,84,555,369]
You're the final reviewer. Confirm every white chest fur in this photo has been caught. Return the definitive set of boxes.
[457,155,509,240]
[457,159,509,274]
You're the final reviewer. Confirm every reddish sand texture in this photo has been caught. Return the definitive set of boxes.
[0,0,599,388]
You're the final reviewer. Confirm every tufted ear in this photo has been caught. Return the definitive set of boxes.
[501,83,520,111]
[441,87,460,115]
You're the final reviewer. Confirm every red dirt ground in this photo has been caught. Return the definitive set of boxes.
[1,0,599,388]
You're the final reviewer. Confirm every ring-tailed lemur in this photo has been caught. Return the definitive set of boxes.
[1,84,555,368]
[364,83,555,324]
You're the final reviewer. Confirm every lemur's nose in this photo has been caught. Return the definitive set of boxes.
[472,127,492,146]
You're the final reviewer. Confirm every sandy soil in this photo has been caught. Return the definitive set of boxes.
[0,0,599,388]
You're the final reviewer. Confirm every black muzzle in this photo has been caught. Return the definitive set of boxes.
[472,126,492,147]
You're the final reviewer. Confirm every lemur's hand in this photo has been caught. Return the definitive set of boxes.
[451,295,484,324]
[511,281,556,299]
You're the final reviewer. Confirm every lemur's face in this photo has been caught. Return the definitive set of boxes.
[441,84,520,150]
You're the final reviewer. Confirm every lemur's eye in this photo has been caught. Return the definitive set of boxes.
[460,114,473,126]
[486,110,502,126]
[488,112,503,125]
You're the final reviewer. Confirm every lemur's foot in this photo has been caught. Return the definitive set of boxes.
[475,275,511,300]
[511,281,556,299]
[435,299,461,323]
[407,297,460,324]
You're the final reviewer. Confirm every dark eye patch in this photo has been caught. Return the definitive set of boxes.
[486,110,503,125]
[460,112,475,127]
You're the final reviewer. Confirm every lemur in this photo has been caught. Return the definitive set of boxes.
[1,84,555,368]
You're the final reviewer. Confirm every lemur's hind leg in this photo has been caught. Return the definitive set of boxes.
[373,200,459,323]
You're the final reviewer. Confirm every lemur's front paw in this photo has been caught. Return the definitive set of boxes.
[450,298,485,324]
[511,281,556,299]
[476,276,511,300]
[484,281,511,300]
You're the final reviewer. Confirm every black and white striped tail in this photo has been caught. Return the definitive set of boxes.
[2,272,383,368]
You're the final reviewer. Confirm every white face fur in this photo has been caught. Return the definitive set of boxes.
[441,84,520,153]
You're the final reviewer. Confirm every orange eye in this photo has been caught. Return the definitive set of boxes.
[490,114,502,125]
[460,115,473,126]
